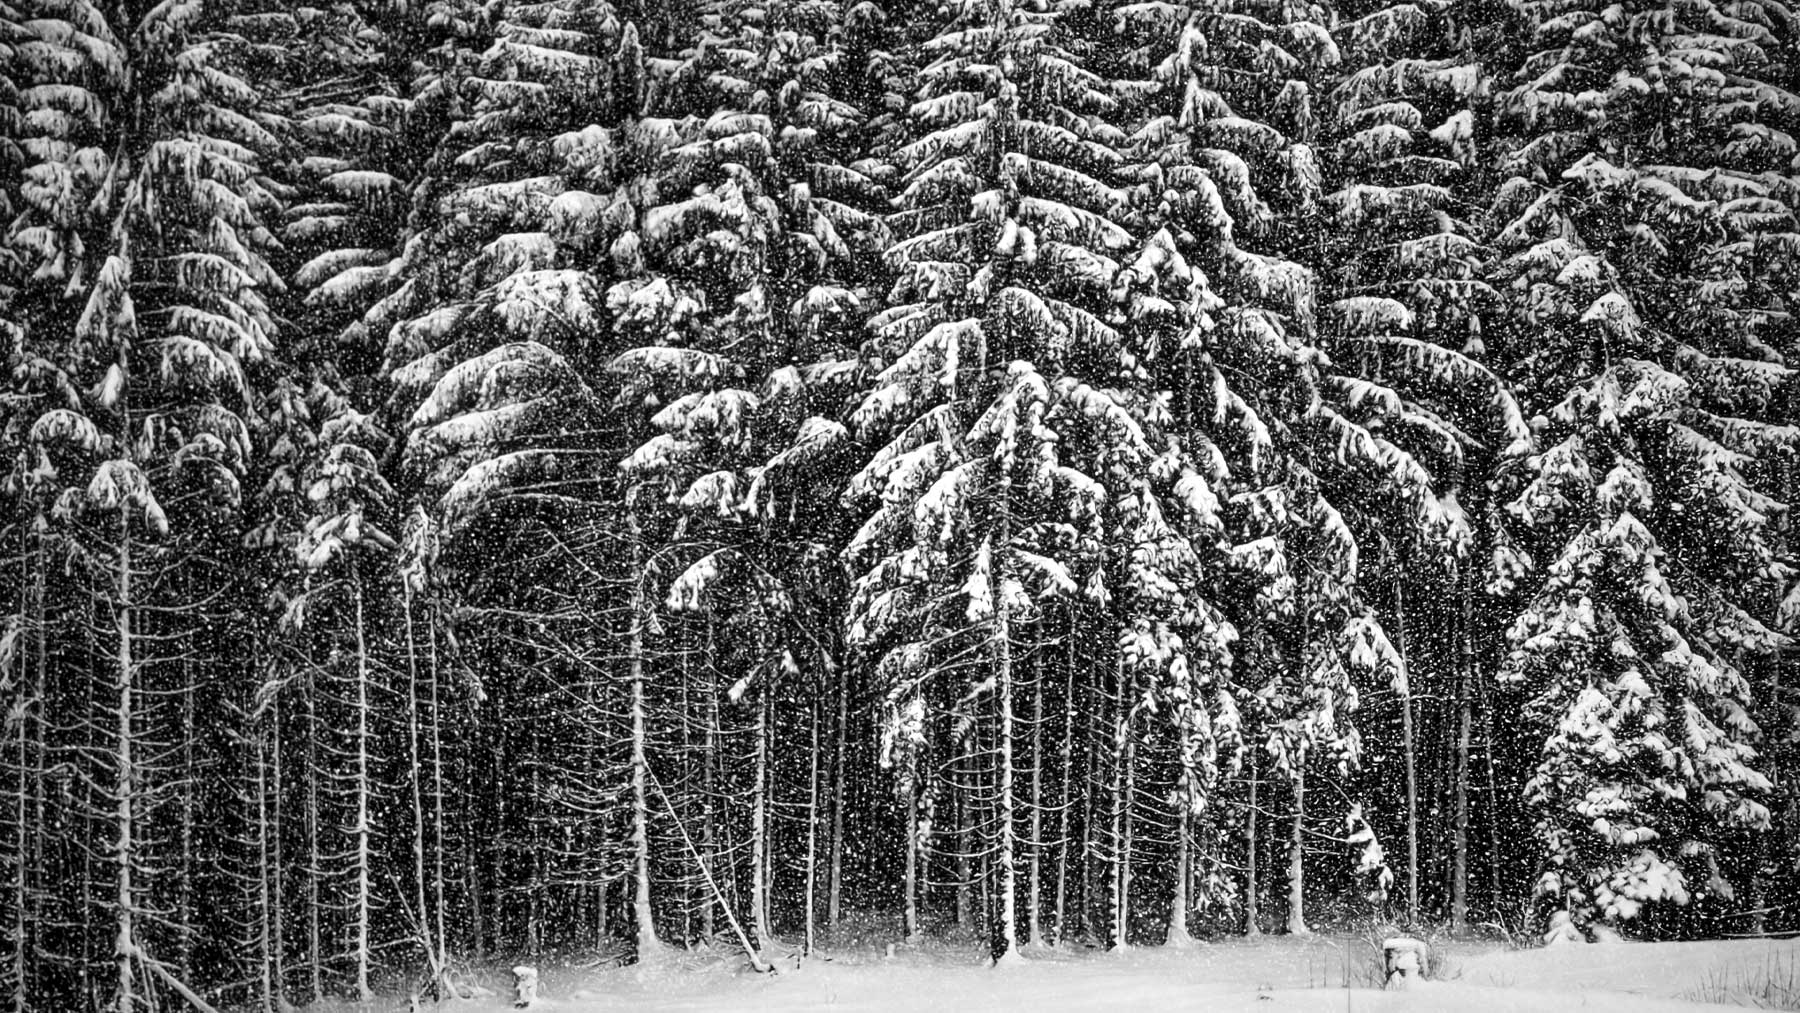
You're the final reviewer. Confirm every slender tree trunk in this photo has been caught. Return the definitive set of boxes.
[1077,686,1098,946]
[805,698,820,956]
[1052,617,1076,947]
[176,652,195,979]
[1396,577,1419,927]
[955,789,972,931]
[427,609,447,972]
[403,596,436,981]
[1480,641,1502,920]
[112,517,137,1013]
[680,644,694,945]
[751,667,772,948]
[1026,648,1044,947]
[526,717,542,956]
[1246,755,1260,937]
[253,718,277,1013]
[10,542,44,1013]
[1452,569,1473,935]
[467,782,485,962]
[1167,804,1192,946]
[993,542,1020,964]
[351,567,374,1003]
[703,620,718,942]
[304,670,323,1005]
[628,529,662,960]
[827,664,848,929]
[1286,766,1309,936]
[903,785,920,943]
[1109,657,1132,952]
[270,695,288,1012]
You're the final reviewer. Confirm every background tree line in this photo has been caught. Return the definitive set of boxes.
[1,0,1797,1008]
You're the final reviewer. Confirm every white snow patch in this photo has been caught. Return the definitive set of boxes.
[335,934,1793,1012]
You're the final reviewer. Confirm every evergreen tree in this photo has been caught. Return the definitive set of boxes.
[1485,0,1800,941]
[4,1,289,1007]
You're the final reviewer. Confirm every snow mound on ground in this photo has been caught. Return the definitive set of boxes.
[373,935,1795,1012]
[1451,936,1800,1008]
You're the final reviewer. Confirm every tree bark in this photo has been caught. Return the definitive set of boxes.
[1051,620,1076,947]
[1396,577,1419,928]
[827,659,848,929]
[404,595,438,982]
[1109,656,1132,952]
[805,697,820,956]
[1286,765,1309,936]
[1026,647,1044,947]
[751,651,773,949]
[903,784,920,943]
[993,539,1020,964]
[113,517,137,1013]
[1246,755,1260,937]
[1452,568,1473,935]
[703,619,718,942]
[628,527,662,960]
[351,566,374,1003]
[304,667,323,1004]
[1167,801,1194,946]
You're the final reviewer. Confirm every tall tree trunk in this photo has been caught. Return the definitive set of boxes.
[350,566,374,1003]
[253,715,277,1013]
[467,780,485,962]
[1396,577,1419,927]
[269,694,288,1012]
[9,541,45,1013]
[176,651,195,979]
[1109,657,1133,952]
[703,620,718,942]
[1452,569,1473,935]
[993,539,1020,964]
[1052,612,1077,946]
[751,663,772,949]
[956,788,972,931]
[1077,682,1098,946]
[903,785,920,943]
[1286,766,1309,936]
[1026,648,1044,947]
[427,608,447,972]
[803,693,822,948]
[1246,754,1260,937]
[403,595,437,982]
[112,517,137,1013]
[1167,803,1192,946]
[304,668,323,1004]
[1480,639,1502,920]
[628,527,662,960]
[827,664,848,929]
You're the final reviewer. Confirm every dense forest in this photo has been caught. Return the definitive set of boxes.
[1,0,1798,1008]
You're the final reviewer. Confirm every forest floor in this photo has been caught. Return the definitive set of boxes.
[321,929,1800,1011]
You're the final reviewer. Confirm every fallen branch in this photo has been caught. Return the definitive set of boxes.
[134,945,222,1013]
[646,764,776,974]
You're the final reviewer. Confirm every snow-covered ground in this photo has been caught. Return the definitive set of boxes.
[326,932,1800,1012]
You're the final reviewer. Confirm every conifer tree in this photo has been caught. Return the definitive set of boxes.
[4,1,288,1007]
[1485,0,1800,942]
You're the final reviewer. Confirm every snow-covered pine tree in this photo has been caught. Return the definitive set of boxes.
[616,0,882,954]
[1317,0,1530,927]
[1112,0,1474,937]
[1485,0,1800,942]
[384,0,674,961]
[0,14,44,1007]
[3,1,289,1007]
[288,403,400,1002]
[845,0,1157,961]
